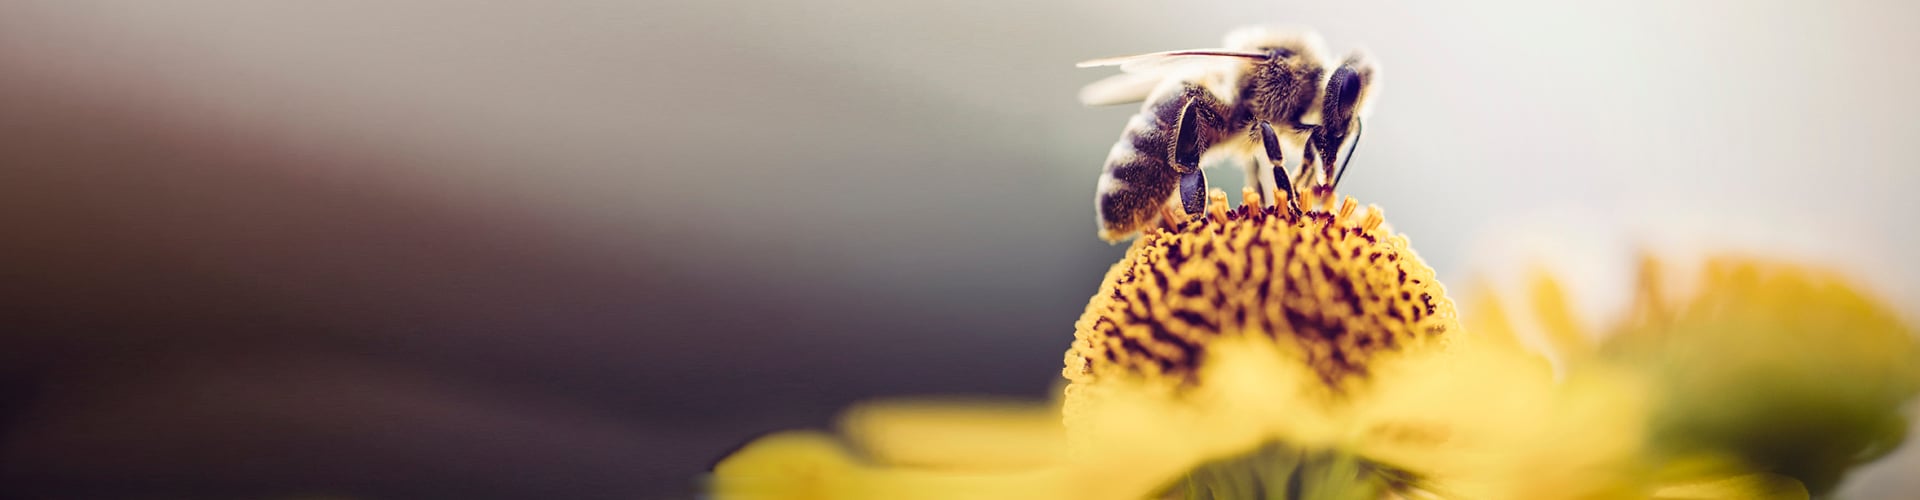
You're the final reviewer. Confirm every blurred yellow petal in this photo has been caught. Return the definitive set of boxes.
[839,399,1063,470]
[1456,278,1530,353]
[1528,269,1595,360]
[1355,336,1650,500]
[711,430,1072,500]
[711,432,865,500]
[1649,473,1808,500]
[1062,337,1453,498]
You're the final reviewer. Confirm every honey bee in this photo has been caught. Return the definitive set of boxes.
[1079,26,1379,241]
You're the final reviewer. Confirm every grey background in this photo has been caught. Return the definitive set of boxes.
[0,1,1914,498]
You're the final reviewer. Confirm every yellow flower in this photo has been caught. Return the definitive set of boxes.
[1057,187,1487,495]
[712,400,1076,500]
[710,188,1918,499]
[1064,187,1456,404]
[1470,255,1920,497]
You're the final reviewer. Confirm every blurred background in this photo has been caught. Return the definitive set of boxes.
[1,1,1916,498]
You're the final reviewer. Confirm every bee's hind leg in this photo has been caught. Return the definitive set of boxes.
[1170,95,1211,174]
[1179,168,1208,217]
[1170,90,1227,218]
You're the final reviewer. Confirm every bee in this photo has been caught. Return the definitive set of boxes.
[1078,26,1379,241]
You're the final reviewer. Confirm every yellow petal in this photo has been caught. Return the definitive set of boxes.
[839,399,1063,470]
[711,432,863,500]
[1527,268,1594,361]
[711,431,1073,500]
[1651,473,1809,500]
[1356,339,1651,500]
[1457,278,1530,353]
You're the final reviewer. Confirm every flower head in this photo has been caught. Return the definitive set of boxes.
[1065,187,1457,397]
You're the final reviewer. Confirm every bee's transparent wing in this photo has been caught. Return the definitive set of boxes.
[1074,49,1267,70]
[1075,49,1266,106]
[1078,71,1171,106]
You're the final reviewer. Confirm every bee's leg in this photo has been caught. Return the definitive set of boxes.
[1258,121,1303,218]
[1171,98,1206,174]
[1242,156,1267,205]
[1329,118,1364,192]
[1179,167,1208,218]
[1168,86,1227,218]
[1295,140,1338,209]
[1308,136,1333,191]
[1295,139,1320,193]
[1169,86,1228,174]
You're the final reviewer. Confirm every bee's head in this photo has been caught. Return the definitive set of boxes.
[1321,51,1381,135]
[1312,51,1381,187]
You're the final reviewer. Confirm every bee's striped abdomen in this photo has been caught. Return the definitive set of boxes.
[1095,112,1180,241]
[1095,83,1232,242]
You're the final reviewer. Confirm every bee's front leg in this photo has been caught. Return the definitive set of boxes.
[1241,155,1265,205]
[1298,139,1335,208]
[1258,121,1304,218]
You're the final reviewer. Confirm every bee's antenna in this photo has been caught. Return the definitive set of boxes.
[1329,118,1363,191]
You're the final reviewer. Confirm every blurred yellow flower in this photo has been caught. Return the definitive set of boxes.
[711,189,1918,499]
[1470,255,1920,498]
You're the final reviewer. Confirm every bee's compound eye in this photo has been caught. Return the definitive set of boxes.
[1333,67,1363,106]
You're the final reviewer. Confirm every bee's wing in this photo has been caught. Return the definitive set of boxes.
[1078,71,1172,107]
[1075,49,1268,71]
[1075,49,1266,106]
